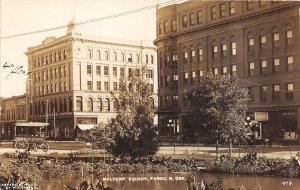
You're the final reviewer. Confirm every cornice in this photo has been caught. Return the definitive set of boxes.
[154,3,300,45]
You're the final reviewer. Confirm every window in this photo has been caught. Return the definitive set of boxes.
[272,84,280,101]
[158,23,162,34]
[231,65,237,76]
[166,75,170,87]
[146,70,153,78]
[189,13,195,26]
[87,49,92,59]
[248,62,254,76]
[113,99,118,111]
[287,56,293,71]
[221,43,227,57]
[97,98,102,111]
[248,38,254,51]
[222,66,228,75]
[260,86,267,102]
[247,0,254,10]
[286,83,294,100]
[104,51,109,60]
[96,50,101,60]
[173,74,178,86]
[197,11,202,23]
[171,19,176,31]
[87,81,92,90]
[104,66,109,76]
[190,50,195,62]
[104,82,109,91]
[273,58,280,72]
[273,33,279,48]
[121,53,125,62]
[261,60,267,74]
[87,98,93,112]
[120,68,125,77]
[104,98,110,111]
[213,67,218,75]
[211,6,217,20]
[260,35,266,49]
[87,65,92,75]
[231,42,236,56]
[96,66,101,75]
[229,1,235,15]
[151,55,154,64]
[213,45,218,58]
[220,3,226,17]
[182,15,188,27]
[113,67,117,77]
[97,81,101,91]
[113,82,118,92]
[191,71,196,83]
[259,0,266,6]
[286,30,293,45]
[164,21,168,32]
[198,48,203,62]
[113,52,117,61]
[248,87,255,102]
[76,96,83,111]
[183,51,188,63]
[184,72,189,84]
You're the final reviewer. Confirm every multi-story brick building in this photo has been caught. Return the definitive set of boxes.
[0,94,27,140]
[155,1,300,144]
[26,17,158,139]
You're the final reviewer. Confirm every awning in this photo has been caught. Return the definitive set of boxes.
[77,124,95,131]
[15,122,49,127]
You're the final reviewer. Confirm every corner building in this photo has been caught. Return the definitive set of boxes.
[154,1,300,144]
[26,18,158,139]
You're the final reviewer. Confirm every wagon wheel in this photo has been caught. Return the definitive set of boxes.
[15,139,29,150]
[40,143,49,152]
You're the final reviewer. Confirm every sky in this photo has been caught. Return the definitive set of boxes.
[0,0,178,98]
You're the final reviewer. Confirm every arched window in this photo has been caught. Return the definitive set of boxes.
[113,98,119,111]
[136,54,139,63]
[151,55,154,64]
[104,98,110,111]
[69,97,73,112]
[97,98,102,111]
[64,98,67,112]
[113,52,117,61]
[190,45,195,62]
[104,51,109,61]
[96,50,101,60]
[182,47,188,63]
[220,38,227,57]
[285,23,293,45]
[128,53,132,62]
[87,49,92,59]
[259,29,266,49]
[247,32,255,51]
[121,52,125,62]
[149,97,155,110]
[87,98,93,112]
[146,55,149,64]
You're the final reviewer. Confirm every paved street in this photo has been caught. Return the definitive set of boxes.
[1,141,300,160]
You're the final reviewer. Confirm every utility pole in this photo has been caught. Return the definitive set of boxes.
[54,107,56,139]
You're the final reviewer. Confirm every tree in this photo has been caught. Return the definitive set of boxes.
[183,73,249,145]
[104,72,158,157]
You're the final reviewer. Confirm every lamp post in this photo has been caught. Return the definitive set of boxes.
[216,130,219,159]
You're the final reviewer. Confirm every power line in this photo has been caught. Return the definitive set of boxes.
[0,0,183,40]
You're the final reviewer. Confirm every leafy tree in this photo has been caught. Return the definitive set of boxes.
[103,73,158,157]
[183,73,249,145]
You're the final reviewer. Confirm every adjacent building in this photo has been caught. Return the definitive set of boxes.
[25,17,158,139]
[0,94,27,140]
[154,1,300,144]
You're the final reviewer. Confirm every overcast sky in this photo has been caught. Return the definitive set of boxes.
[0,0,177,98]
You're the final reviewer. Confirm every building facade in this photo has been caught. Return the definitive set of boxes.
[155,1,300,144]
[0,94,27,140]
[26,17,158,139]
